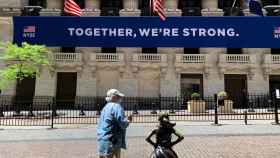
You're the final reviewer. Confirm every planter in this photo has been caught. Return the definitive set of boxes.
[218,100,233,113]
[187,100,206,113]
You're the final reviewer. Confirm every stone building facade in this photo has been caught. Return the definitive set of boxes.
[0,0,280,101]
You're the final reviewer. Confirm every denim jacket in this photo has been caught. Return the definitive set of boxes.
[97,102,129,149]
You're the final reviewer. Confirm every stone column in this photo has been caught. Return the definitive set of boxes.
[118,7,141,97]
[76,67,97,96]
[159,11,182,97]
[245,48,269,94]
[164,0,178,10]
[201,7,225,97]
[159,48,182,97]
[202,0,218,9]
[47,0,63,9]
[0,17,16,96]
[85,0,100,10]
[83,0,101,16]
[243,11,269,94]
[120,0,141,15]
[34,69,56,96]
[0,0,26,8]
[123,0,139,10]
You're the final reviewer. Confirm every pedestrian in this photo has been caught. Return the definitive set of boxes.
[97,89,132,158]
[146,114,184,158]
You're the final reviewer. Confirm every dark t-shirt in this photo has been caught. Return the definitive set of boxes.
[155,127,175,148]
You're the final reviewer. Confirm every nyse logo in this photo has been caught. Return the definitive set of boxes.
[274,27,280,39]
[23,26,36,38]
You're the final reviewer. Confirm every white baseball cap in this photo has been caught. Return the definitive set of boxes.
[106,89,125,97]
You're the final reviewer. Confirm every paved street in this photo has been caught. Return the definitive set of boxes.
[1,135,280,158]
[1,121,280,158]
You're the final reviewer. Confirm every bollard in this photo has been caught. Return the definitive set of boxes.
[52,104,58,117]
[28,109,34,117]
[244,111,248,125]
[96,104,101,115]
[272,95,279,125]
[28,104,34,117]
[0,107,4,117]
[212,94,220,126]
[169,103,175,114]
[151,103,157,114]
[214,94,219,125]
[79,105,85,116]
[133,104,139,115]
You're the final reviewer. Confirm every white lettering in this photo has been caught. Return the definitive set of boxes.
[126,28,133,37]
[85,28,92,36]
[139,28,150,37]
[183,28,190,36]
[227,28,236,37]
[68,28,75,36]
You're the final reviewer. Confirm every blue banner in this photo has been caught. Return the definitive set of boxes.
[13,16,280,48]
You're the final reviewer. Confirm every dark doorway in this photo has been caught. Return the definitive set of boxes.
[29,0,46,8]
[14,77,36,113]
[271,48,280,54]
[227,48,242,54]
[225,74,247,108]
[56,72,77,108]
[269,75,280,96]
[181,74,203,98]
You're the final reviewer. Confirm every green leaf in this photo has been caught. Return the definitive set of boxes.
[0,42,54,90]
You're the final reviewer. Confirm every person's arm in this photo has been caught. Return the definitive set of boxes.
[145,130,157,148]
[114,104,129,129]
[171,129,184,147]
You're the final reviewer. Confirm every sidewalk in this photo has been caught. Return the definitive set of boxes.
[1,120,280,142]
[1,120,280,158]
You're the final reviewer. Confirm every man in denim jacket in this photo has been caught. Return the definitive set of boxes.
[97,89,132,158]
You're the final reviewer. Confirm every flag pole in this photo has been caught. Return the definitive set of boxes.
[150,0,153,16]
[232,0,237,8]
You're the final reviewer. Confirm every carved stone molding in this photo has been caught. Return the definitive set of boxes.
[262,64,280,80]
[131,63,168,74]
[201,8,224,16]
[174,63,211,78]
[218,64,256,80]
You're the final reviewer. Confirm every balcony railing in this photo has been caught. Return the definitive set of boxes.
[52,53,82,63]
[220,54,254,64]
[91,53,124,62]
[176,54,207,63]
[264,54,280,64]
[133,54,167,63]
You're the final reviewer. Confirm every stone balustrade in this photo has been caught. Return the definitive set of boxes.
[52,52,82,63]
[271,55,280,63]
[220,54,253,64]
[175,54,210,75]
[219,54,257,79]
[175,54,207,63]
[132,54,167,63]
[263,54,280,78]
[91,53,124,62]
